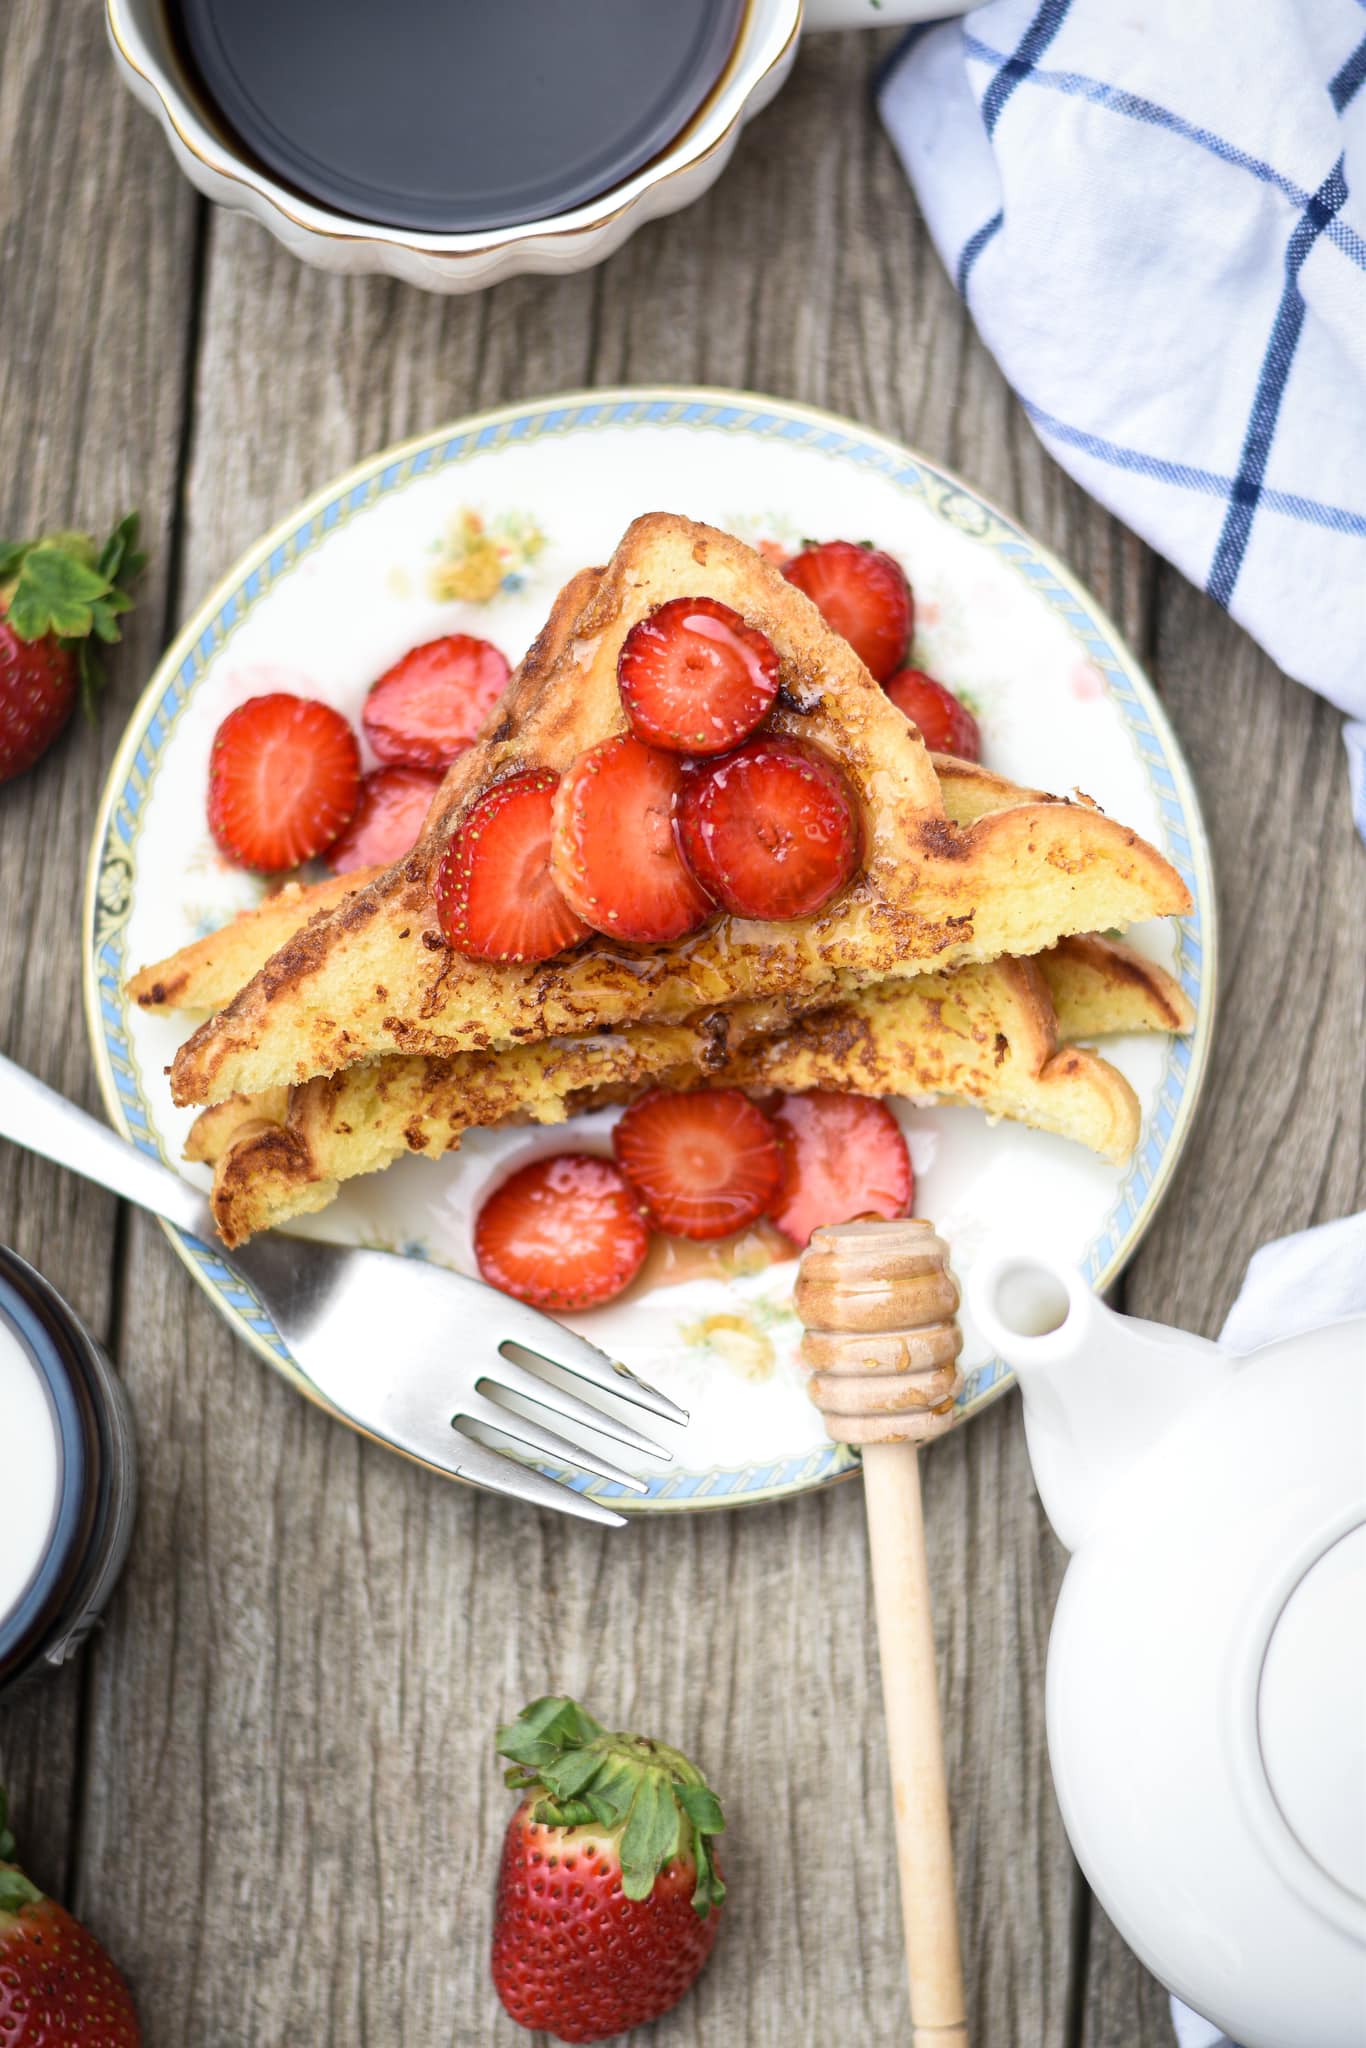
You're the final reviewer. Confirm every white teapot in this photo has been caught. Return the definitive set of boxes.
[968,1251,1366,2048]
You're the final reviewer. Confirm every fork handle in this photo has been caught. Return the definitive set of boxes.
[0,1051,208,1235]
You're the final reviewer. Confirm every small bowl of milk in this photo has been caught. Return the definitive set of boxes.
[0,1248,137,1696]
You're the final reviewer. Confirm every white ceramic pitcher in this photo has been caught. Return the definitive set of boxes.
[968,1250,1366,2048]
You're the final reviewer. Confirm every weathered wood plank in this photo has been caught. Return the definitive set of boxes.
[1081,1902,1180,2048]
[64,29,1158,2045]
[6,5,1349,2028]
[1128,578,1366,1333]
[14,21,1335,2046]
[0,0,198,1906]
[1082,579,1366,2047]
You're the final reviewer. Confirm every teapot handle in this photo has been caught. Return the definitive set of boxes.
[968,1249,1231,1553]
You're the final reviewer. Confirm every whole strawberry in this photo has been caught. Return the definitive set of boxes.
[0,516,143,783]
[491,1696,725,2043]
[0,1789,141,2045]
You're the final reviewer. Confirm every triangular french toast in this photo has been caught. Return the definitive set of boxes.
[164,516,1191,1109]
[127,758,1091,1018]
[185,935,1180,1245]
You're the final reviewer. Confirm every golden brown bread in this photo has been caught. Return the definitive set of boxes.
[1038,930,1194,1037]
[156,517,1188,1109]
[163,517,945,1104]
[126,758,1077,1020]
[127,874,380,1016]
[188,935,1177,1246]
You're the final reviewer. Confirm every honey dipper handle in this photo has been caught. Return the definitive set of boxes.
[861,1441,969,2048]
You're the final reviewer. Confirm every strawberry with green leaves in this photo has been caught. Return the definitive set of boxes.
[0,516,143,784]
[491,1696,725,2044]
[0,1789,141,2045]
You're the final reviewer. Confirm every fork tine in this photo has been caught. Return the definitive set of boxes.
[459,1390,651,1494]
[486,1350,674,1462]
[492,1297,690,1425]
[447,1431,629,1528]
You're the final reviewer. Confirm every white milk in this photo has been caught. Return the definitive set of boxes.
[0,1310,61,1626]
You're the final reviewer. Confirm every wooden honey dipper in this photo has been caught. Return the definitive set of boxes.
[794,1217,968,2048]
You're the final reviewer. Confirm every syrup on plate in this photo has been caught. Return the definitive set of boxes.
[171,0,749,234]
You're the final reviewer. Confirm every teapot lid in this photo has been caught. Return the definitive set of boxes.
[1258,1522,1366,1907]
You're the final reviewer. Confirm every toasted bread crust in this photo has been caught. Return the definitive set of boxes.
[168,518,958,1104]
[1040,931,1195,1037]
[195,939,1161,1245]
[128,763,1074,1020]
[931,755,1063,824]
[718,957,1140,1166]
[127,876,385,1014]
[159,521,1189,1112]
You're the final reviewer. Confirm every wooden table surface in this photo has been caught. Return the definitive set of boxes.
[2,10,1362,2045]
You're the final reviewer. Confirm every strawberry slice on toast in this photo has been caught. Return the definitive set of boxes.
[158,519,1190,1114]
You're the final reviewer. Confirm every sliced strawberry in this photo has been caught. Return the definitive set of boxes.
[783,540,913,682]
[327,764,442,872]
[552,734,713,944]
[676,736,859,923]
[474,1153,650,1311]
[613,1088,784,1240]
[362,633,510,768]
[617,596,780,754]
[769,1091,913,1248]
[208,692,360,872]
[435,770,591,963]
[885,668,981,761]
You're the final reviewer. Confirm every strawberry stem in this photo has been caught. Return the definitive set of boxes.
[0,1790,43,1918]
[0,513,145,719]
[496,1696,726,1918]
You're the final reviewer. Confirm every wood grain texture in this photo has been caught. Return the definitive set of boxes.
[68,31,1086,2046]
[0,0,198,1908]
[3,15,1360,2048]
[1125,577,1366,1335]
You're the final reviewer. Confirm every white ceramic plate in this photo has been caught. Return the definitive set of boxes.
[84,388,1216,1511]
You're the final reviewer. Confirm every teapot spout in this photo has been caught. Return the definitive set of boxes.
[967,1250,1232,1552]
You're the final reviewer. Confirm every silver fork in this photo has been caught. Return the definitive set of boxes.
[0,1053,685,1527]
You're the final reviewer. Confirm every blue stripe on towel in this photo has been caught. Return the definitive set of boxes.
[1208,157,1352,606]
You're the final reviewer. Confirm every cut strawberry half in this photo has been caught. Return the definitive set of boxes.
[884,668,981,761]
[362,633,510,768]
[207,692,361,872]
[474,1153,651,1310]
[435,770,591,963]
[327,764,442,873]
[551,733,714,944]
[783,540,913,682]
[769,1092,913,1248]
[613,1088,784,1240]
[676,736,859,922]
[617,595,780,754]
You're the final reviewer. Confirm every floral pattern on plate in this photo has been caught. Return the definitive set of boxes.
[83,389,1216,1512]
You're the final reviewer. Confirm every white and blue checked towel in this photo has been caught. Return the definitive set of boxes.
[879,1,1366,841]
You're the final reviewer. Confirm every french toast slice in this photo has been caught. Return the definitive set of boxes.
[163,516,1190,1109]
[714,958,1141,1165]
[126,758,1066,1020]
[188,936,1175,1246]
[1038,930,1194,1037]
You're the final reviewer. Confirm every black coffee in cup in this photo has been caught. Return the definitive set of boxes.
[171,0,749,234]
